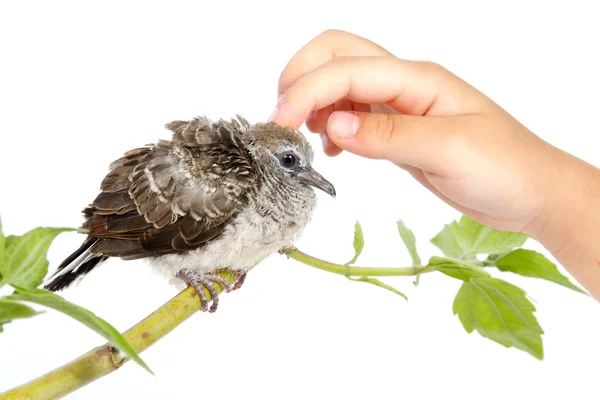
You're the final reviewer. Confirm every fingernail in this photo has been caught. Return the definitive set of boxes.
[268,105,280,122]
[320,133,331,149]
[268,95,286,123]
[329,111,360,139]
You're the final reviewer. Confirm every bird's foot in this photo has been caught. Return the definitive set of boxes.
[176,271,234,313]
[176,270,248,313]
[232,270,247,291]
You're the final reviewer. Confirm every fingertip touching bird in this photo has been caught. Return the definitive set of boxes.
[43,116,335,312]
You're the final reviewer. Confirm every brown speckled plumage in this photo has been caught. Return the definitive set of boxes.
[44,115,335,311]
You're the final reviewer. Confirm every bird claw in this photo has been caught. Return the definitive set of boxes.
[232,270,247,291]
[176,270,247,313]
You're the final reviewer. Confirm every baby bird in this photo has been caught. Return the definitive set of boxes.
[44,116,335,312]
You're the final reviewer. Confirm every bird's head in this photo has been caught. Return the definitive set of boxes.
[244,122,336,197]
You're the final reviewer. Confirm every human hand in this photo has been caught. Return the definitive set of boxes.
[270,29,594,250]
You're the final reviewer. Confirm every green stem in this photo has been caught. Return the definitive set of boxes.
[0,270,240,400]
[1,247,425,400]
[282,247,431,276]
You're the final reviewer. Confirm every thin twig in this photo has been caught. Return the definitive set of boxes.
[282,247,433,276]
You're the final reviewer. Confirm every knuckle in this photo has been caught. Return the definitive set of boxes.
[365,114,399,159]
[330,55,353,69]
[318,29,346,40]
[418,60,449,76]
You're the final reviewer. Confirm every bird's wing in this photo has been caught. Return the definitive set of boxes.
[84,117,257,260]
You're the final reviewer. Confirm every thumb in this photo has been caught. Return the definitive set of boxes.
[326,111,458,173]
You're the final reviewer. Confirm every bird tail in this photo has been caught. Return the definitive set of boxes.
[44,237,108,291]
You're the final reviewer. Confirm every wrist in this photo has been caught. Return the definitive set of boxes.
[524,149,600,255]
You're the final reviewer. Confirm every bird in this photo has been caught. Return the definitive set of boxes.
[43,115,335,312]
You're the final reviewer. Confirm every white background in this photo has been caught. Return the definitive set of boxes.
[1,1,599,399]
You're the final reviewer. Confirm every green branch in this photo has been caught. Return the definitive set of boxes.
[0,270,240,400]
[1,248,428,399]
[1,214,589,398]
[282,247,432,276]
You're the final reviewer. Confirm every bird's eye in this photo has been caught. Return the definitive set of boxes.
[280,153,298,168]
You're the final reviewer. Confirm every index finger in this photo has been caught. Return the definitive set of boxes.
[271,56,483,130]
[277,29,394,96]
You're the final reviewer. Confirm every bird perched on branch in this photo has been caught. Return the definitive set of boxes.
[44,116,335,312]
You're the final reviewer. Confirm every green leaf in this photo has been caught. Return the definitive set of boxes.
[1,227,77,290]
[396,220,421,265]
[494,249,587,295]
[8,289,151,372]
[396,220,422,286]
[430,221,464,258]
[431,215,527,258]
[0,297,41,332]
[348,276,408,301]
[0,216,6,269]
[428,256,491,282]
[345,222,365,266]
[453,277,543,360]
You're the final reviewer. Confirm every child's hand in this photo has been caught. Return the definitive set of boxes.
[271,29,555,234]
[270,30,600,297]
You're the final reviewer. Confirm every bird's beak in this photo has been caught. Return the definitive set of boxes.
[298,167,336,197]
